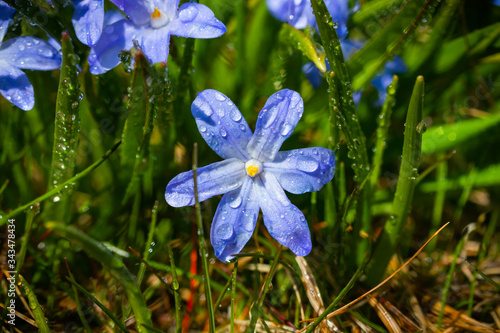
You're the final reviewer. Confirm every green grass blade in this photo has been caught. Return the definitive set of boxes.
[192,143,216,333]
[66,277,131,333]
[427,158,447,253]
[304,247,371,333]
[64,260,92,333]
[422,114,500,155]
[0,141,121,225]
[15,205,37,275]
[245,246,282,333]
[370,76,399,190]
[405,0,462,70]
[44,32,81,223]
[436,237,464,330]
[348,0,435,90]
[167,245,182,333]
[19,275,50,333]
[368,76,425,283]
[420,163,500,192]
[120,52,149,182]
[45,222,152,332]
[137,201,159,287]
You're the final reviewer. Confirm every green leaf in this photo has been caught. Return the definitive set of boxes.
[368,76,425,283]
[19,275,51,333]
[279,24,327,73]
[370,75,399,190]
[44,32,81,222]
[45,222,153,332]
[311,0,372,265]
[422,114,500,154]
[0,142,120,225]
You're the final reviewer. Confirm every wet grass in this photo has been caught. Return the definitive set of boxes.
[1,0,500,332]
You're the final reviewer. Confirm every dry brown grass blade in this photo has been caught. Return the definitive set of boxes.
[409,293,427,331]
[295,256,340,332]
[378,296,421,332]
[492,306,500,329]
[430,302,500,333]
[298,222,450,331]
[368,295,403,333]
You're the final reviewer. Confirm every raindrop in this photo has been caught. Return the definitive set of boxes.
[280,123,293,136]
[214,91,226,101]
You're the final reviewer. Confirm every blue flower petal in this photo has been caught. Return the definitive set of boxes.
[292,1,315,29]
[165,158,246,207]
[0,62,34,110]
[211,178,260,262]
[0,37,61,70]
[169,3,226,39]
[140,25,170,64]
[384,56,407,74]
[247,89,303,162]
[88,19,139,74]
[264,147,335,194]
[192,90,253,161]
[0,1,15,42]
[109,0,153,25]
[72,0,104,46]
[104,9,125,26]
[257,172,312,256]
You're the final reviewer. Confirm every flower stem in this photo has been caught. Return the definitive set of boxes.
[230,259,238,333]
[192,142,216,333]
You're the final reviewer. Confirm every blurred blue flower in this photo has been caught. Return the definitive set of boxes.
[266,0,349,39]
[494,0,500,6]
[370,56,407,106]
[88,0,226,74]
[0,2,62,110]
[165,89,335,262]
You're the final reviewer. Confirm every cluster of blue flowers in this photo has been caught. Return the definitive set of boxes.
[0,0,226,110]
[266,0,407,106]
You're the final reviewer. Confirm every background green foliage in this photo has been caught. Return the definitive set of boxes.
[1,0,500,332]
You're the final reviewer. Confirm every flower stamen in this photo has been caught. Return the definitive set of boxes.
[245,159,263,177]
[151,7,162,19]
[246,165,258,177]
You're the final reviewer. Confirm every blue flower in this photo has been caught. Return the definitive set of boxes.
[266,0,349,39]
[88,0,226,74]
[165,89,335,262]
[0,2,62,110]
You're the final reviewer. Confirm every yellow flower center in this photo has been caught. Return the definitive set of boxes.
[245,159,263,178]
[246,165,259,177]
[151,7,162,19]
